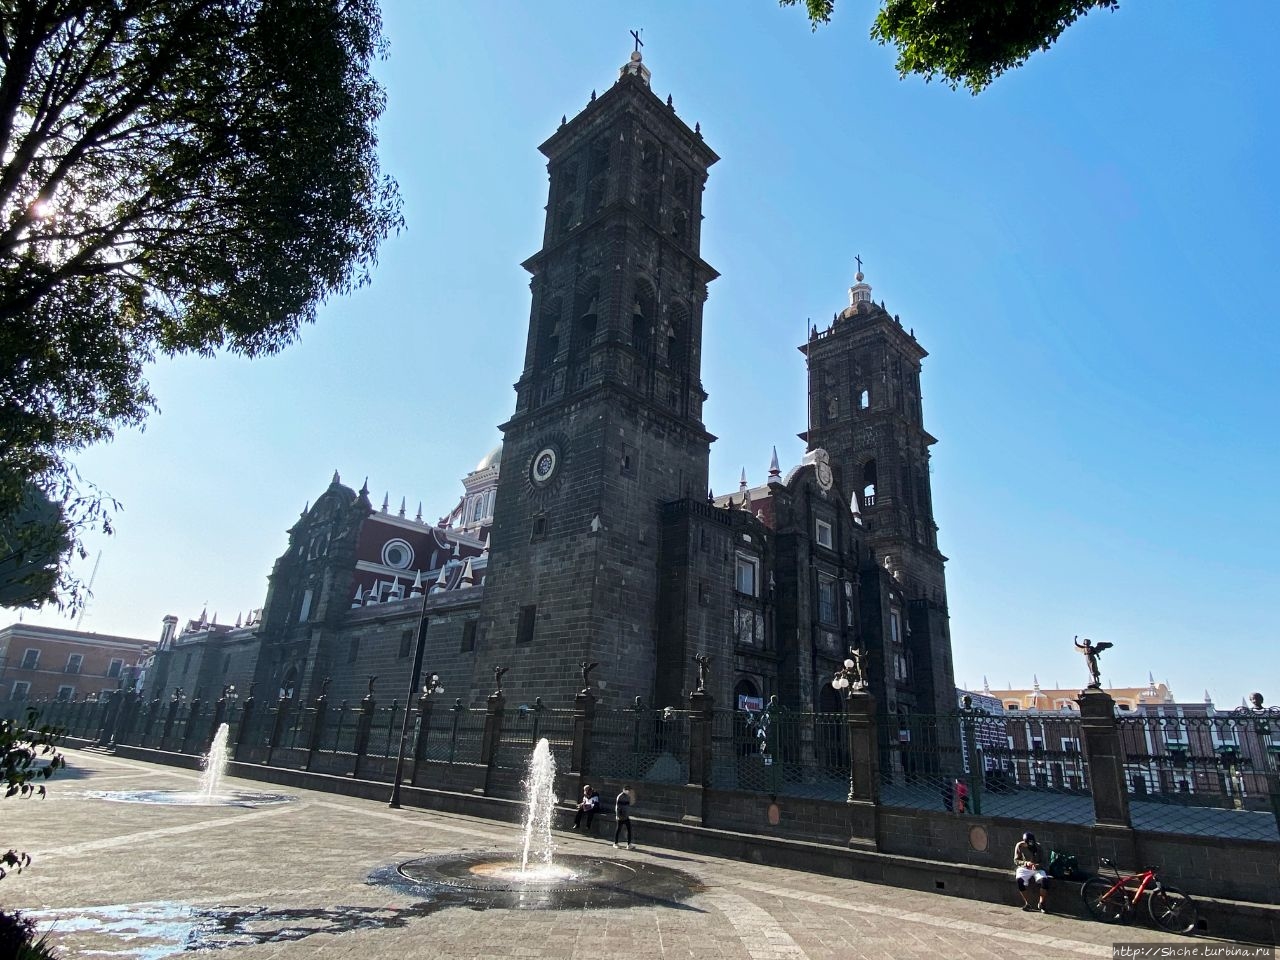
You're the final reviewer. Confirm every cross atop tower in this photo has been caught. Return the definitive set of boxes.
[630,29,644,53]
[855,254,862,274]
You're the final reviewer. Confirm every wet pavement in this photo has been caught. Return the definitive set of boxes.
[0,748,1234,959]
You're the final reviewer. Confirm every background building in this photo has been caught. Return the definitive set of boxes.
[0,623,151,702]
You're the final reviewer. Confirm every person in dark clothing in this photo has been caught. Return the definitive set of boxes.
[572,784,599,830]
[613,786,635,850]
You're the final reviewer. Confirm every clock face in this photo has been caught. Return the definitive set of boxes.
[531,447,558,485]
[816,462,833,490]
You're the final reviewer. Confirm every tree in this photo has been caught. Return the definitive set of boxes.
[0,474,114,613]
[780,0,1119,93]
[1,707,65,880]
[0,0,403,601]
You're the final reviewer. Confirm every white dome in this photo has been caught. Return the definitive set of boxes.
[474,445,502,472]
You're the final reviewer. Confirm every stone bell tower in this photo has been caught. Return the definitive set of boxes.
[801,266,956,716]
[472,46,719,706]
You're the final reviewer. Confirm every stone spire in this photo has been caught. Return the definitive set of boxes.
[352,585,363,608]
[415,502,423,523]
[460,557,475,587]
[398,497,406,518]
[380,493,389,514]
[739,468,748,492]
[767,447,782,486]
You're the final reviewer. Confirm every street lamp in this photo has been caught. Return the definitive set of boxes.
[389,593,433,809]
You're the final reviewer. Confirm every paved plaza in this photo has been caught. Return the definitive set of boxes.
[0,748,1242,959]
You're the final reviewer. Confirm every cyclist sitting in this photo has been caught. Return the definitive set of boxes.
[1014,831,1052,913]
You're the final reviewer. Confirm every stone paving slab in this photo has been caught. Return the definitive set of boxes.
[0,748,1243,959]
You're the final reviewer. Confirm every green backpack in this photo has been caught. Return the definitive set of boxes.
[1048,850,1082,880]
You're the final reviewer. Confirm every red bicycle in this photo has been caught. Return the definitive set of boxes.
[1080,857,1199,934]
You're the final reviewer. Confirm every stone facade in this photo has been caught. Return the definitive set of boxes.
[134,49,956,720]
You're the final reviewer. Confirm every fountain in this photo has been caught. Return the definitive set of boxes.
[87,723,293,807]
[519,738,558,875]
[381,737,700,912]
[197,723,232,799]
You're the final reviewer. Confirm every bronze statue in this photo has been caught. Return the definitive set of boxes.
[693,653,711,692]
[493,664,509,696]
[1074,636,1113,689]
[847,646,867,688]
[581,660,599,691]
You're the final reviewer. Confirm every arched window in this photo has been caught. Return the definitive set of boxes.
[557,200,575,235]
[862,459,878,502]
[671,208,688,241]
[537,296,561,369]
[574,276,599,355]
[667,301,689,370]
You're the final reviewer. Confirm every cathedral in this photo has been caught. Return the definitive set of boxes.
[145,48,957,722]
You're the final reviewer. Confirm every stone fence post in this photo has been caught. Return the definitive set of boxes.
[234,687,258,761]
[351,680,377,778]
[480,690,506,796]
[410,690,435,785]
[305,684,330,772]
[1077,688,1132,828]
[843,689,880,848]
[1077,687,1138,864]
[181,693,204,754]
[570,688,596,789]
[160,690,182,749]
[686,688,714,826]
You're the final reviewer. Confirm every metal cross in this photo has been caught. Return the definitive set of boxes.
[855,254,863,274]
[630,29,644,53]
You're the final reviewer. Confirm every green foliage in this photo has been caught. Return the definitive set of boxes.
[1,707,66,880]
[0,0,403,603]
[781,0,1120,93]
[0,910,60,959]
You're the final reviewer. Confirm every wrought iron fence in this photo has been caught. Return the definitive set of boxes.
[587,706,689,784]
[709,708,850,800]
[494,701,575,772]
[1119,713,1280,842]
[879,710,1094,825]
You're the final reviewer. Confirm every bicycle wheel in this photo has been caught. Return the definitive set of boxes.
[1081,876,1127,923]
[1148,885,1198,935]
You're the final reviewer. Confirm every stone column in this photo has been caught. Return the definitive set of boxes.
[95,691,120,747]
[234,686,258,761]
[685,688,714,826]
[1077,688,1132,828]
[409,690,434,785]
[351,682,376,778]
[570,689,596,783]
[305,685,329,772]
[844,689,880,848]
[181,693,204,754]
[480,691,506,796]
[160,690,182,750]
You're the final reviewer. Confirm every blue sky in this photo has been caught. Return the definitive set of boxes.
[17,1,1279,706]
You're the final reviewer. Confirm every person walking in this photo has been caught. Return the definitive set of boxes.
[572,784,599,831]
[955,778,969,814]
[613,785,635,850]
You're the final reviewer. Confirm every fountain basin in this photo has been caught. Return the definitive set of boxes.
[381,851,703,911]
[85,789,295,807]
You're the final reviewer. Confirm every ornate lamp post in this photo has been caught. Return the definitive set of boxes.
[830,646,873,805]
